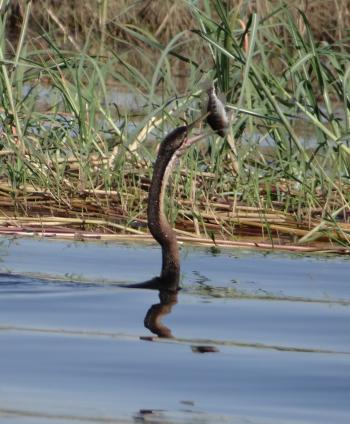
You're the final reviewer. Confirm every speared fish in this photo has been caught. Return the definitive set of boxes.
[206,82,229,137]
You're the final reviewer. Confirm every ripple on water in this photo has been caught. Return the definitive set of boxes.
[0,237,349,423]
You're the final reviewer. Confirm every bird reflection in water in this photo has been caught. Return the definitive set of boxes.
[142,289,178,338]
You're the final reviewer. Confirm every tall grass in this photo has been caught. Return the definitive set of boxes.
[0,0,349,249]
[187,0,350,244]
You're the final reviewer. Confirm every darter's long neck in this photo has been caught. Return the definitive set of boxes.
[147,130,186,283]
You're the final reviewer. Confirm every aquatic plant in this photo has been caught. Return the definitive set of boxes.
[0,0,349,251]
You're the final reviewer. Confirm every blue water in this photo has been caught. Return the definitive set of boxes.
[0,237,349,423]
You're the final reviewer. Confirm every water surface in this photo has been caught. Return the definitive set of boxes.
[0,237,349,423]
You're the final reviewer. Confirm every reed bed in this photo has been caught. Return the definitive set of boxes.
[0,1,350,253]
[8,1,350,52]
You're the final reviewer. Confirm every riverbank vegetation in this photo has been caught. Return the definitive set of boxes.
[0,0,349,252]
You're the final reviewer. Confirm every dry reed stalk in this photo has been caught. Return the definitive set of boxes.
[46,6,81,51]
[80,188,120,197]
[0,228,152,241]
[0,216,145,235]
[0,149,16,157]
[180,199,293,215]
[1,226,347,254]
[299,205,350,244]
[232,220,310,237]
[183,209,288,222]
[175,235,348,253]
[180,170,216,179]
[0,174,348,247]
[190,178,201,236]
[108,114,162,168]
[154,2,177,37]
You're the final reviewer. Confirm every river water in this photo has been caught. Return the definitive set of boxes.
[0,237,349,423]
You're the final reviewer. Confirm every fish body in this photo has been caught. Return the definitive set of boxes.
[206,84,229,137]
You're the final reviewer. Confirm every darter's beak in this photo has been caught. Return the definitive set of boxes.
[178,132,207,154]
[187,132,207,144]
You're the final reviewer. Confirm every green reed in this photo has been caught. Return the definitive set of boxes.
[0,0,349,245]
[187,0,350,242]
